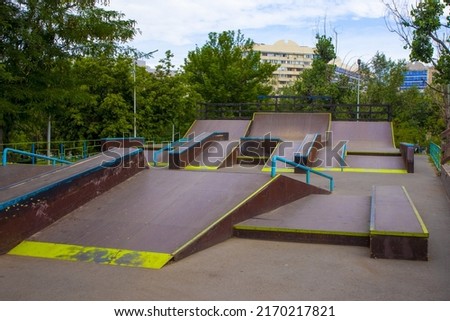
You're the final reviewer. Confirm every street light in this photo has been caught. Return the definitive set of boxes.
[357,58,361,121]
[132,50,158,137]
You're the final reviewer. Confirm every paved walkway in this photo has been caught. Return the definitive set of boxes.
[0,155,449,300]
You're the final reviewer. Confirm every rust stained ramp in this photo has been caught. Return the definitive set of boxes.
[331,121,398,154]
[9,170,329,269]
[248,113,331,141]
[184,120,251,170]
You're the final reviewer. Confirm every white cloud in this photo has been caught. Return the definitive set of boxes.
[105,0,415,67]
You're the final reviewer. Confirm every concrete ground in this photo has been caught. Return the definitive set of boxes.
[0,155,449,300]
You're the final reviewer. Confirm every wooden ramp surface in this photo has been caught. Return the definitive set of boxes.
[330,121,398,154]
[248,113,330,141]
[10,170,273,268]
[186,119,251,141]
[0,148,141,208]
[235,194,371,246]
[0,164,57,189]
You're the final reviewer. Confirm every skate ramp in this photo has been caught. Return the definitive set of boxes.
[8,170,329,269]
[186,119,250,141]
[330,121,398,154]
[247,113,331,141]
[153,120,250,169]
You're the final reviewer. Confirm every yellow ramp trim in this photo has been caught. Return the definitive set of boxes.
[317,167,407,174]
[185,165,218,171]
[261,166,294,173]
[8,241,172,269]
[234,225,369,237]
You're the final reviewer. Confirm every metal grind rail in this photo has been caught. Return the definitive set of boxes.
[2,148,73,166]
[271,155,334,192]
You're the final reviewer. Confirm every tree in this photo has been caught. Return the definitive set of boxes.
[292,34,352,105]
[359,52,406,106]
[139,51,201,141]
[183,30,277,104]
[0,0,138,146]
[384,0,450,127]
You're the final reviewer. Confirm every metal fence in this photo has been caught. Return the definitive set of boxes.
[429,142,442,172]
[199,102,392,121]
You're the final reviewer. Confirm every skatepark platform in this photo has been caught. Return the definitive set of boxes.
[6,167,330,269]
[234,184,428,260]
[0,113,427,273]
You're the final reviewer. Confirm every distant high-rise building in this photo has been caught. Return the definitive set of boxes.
[401,62,432,91]
[253,40,359,92]
[253,40,316,91]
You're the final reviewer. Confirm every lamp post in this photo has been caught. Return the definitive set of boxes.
[132,50,158,138]
[133,59,137,137]
[356,58,361,121]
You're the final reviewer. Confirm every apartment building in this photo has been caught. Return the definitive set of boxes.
[253,40,316,91]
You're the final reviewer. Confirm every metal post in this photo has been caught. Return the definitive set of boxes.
[271,156,277,177]
[31,143,36,165]
[133,59,137,138]
[357,59,361,121]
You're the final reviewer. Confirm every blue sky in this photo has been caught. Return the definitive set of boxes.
[105,0,416,69]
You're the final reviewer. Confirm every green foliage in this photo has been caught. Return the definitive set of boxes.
[393,87,445,146]
[183,30,277,104]
[139,51,201,141]
[360,52,406,105]
[314,34,336,63]
[385,0,449,84]
[291,33,352,105]
[0,0,137,144]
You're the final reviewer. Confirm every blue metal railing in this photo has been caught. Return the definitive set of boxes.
[340,142,347,171]
[152,138,190,166]
[429,142,441,172]
[271,155,334,192]
[2,148,73,166]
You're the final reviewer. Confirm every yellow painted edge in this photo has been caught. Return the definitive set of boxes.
[243,119,253,137]
[184,165,218,171]
[390,121,396,148]
[234,225,369,237]
[346,150,400,156]
[8,241,173,269]
[172,174,280,256]
[370,230,428,238]
[183,120,197,138]
[401,186,429,236]
[261,166,294,173]
[317,167,407,174]
[327,113,332,132]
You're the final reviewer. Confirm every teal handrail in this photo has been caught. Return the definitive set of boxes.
[429,142,441,172]
[340,142,347,172]
[152,138,190,166]
[271,155,334,192]
[2,148,73,166]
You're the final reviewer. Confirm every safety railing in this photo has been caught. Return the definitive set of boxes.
[271,155,334,192]
[340,142,347,172]
[152,138,190,166]
[429,142,441,172]
[2,148,73,166]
